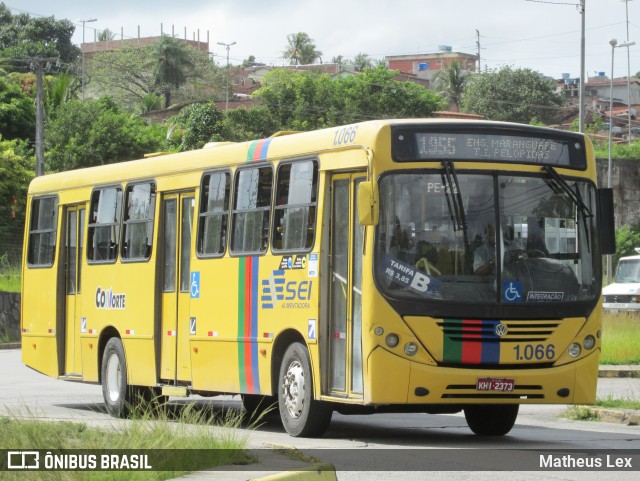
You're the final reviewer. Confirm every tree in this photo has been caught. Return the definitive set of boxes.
[614,224,640,267]
[0,136,33,261]
[283,32,322,65]
[44,73,77,120]
[148,35,196,108]
[45,98,165,171]
[167,102,225,151]
[433,60,467,111]
[0,4,79,63]
[460,66,564,124]
[253,65,444,130]
[0,76,35,141]
[336,66,445,123]
[222,106,279,142]
[353,53,372,72]
[88,40,223,110]
[98,29,116,42]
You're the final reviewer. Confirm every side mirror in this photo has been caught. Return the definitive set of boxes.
[597,188,615,255]
[357,182,378,225]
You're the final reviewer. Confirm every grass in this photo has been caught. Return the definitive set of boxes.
[0,398,254,480]
[600,311,640,365]
[562,405,599,421]
[562,395,640,421]
[0,327,20,343]
[595,395,640,411]
[0,253,20,293]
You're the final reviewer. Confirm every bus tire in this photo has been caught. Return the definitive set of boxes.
[278,342,332,437]
[464,404,519,436]
[101,337,131,418]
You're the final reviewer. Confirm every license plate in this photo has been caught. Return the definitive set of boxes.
[476,377,515,392]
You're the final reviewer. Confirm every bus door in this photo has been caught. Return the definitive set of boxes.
[328,174,365,398]
[64,205,85,375]
[160,192,195,383]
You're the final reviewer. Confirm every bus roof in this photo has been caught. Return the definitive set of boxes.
[28,118,586,195]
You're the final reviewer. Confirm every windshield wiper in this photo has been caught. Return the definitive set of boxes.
[542,165,592,251]
[442,161,471,258]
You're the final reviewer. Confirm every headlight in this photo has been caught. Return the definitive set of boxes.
[583,335,596,350]
[568,343,581,358]
[404,342,418,356]
[385,334,399,348]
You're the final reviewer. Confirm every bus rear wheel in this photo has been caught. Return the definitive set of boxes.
[101,337,133,418]
[278,343,332,437]
[464,404,519,436]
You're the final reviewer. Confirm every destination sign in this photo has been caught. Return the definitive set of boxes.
[392,128,586,169]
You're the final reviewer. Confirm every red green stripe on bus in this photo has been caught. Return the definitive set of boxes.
[238,256,261,393]
[247,138,272,162]
[237,138,272,392]
[442,319,500,364]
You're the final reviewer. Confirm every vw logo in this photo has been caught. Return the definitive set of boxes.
[495,323,508,337]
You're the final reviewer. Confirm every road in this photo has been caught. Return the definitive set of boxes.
[1,349,639,480]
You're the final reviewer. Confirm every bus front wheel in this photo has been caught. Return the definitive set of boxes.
[278,343,332,437]
[101,337,132,418]
[464,404,519,436]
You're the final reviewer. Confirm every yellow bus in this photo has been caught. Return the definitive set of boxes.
[21,119,615,437]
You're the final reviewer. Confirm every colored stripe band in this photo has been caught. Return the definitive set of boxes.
[443,319,500,365]
[238,256,261,394]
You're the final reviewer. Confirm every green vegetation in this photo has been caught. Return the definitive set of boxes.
[0,400,253,480]
[600,311,640,365]
[593,139,640,160]
[460,66,564,125]
[0,255,21,292]
[562,395,640,421]
[561,405,599,421]
[0,326,19,343]
[596,395,640,410]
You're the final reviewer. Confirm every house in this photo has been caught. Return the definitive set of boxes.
[385,46,478,83]
[558,73,640,134]
[81,36,209,61]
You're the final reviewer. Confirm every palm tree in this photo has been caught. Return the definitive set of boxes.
[283,32,322,65]
[433,60,467,111]
[149,35,195,108]
[353,53,372,72]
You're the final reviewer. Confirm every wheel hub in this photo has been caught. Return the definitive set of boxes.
[282,360,305,418]
[105,353,122,403]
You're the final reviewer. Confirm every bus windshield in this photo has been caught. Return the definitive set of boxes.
[375,171,599,305]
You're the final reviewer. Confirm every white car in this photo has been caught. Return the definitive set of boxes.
[602,248,640,312]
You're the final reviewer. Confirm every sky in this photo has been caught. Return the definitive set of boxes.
[7,0,640,80]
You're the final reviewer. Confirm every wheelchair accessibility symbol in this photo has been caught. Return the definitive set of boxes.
[503,281,522,303]
[190,272,200,299]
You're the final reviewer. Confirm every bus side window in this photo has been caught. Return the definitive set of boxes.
[231,166,272,255]
[27,196,59,267]
[197,170,230,257]
[272,159,318,252]
[87,186,122,263]
[121,182,155,261]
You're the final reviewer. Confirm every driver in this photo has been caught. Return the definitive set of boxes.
[473,224,496,276]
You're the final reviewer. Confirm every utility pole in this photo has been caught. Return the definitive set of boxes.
[16,57,58,176]
[578,0,585,133]
[79,18,97,100]
[623,0,634,144]
[217,41,236,110]
[476,29,481,73]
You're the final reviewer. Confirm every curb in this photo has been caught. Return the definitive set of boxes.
[598,368,640,378]
[0,342,20,350]
[592,407,640,426]
[250,463,337,481]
